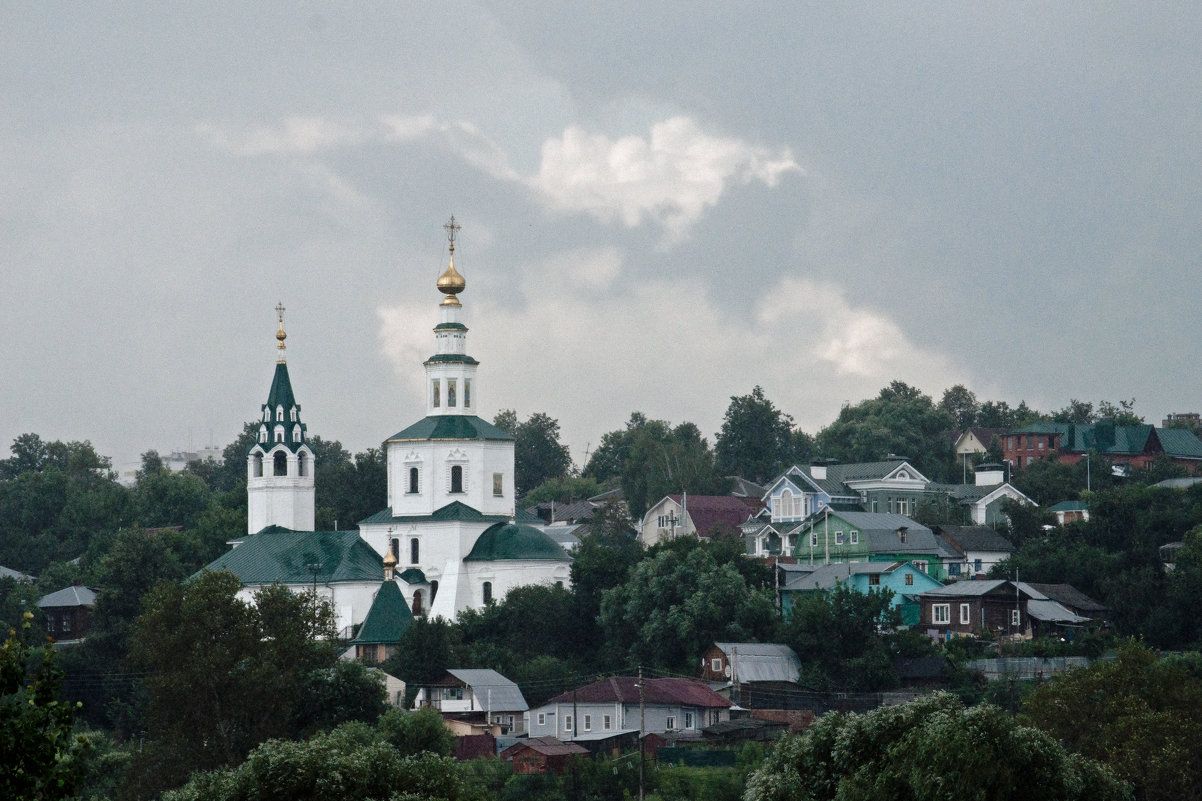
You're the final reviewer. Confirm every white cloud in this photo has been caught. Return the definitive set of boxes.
[376,251,964,464]
[199,113,798,241]
[528,117,801,240]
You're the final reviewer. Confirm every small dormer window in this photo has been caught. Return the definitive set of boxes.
[259,426,267,443]
[898,528,908,544]
[292,425,301,442]
[290,407,297,422]
[276,405,284,421]
[263,408,271,422]
[275,426,284,443]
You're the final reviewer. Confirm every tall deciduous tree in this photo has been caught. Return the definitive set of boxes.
[494,410,573,497]
[939,384,979,429]
[784,583,900,691]
[745,692,1127,801]
[714,386,797,484]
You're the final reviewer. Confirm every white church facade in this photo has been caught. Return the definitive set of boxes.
[202,220,571,631]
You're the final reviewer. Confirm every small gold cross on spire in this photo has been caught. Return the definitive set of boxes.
[443,215,461,255]
[275,302,287,362]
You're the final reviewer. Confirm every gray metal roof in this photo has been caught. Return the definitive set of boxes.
[447,669,528,711]
[712,643,800,683]
[780,561,897,591]
[37,585,97,608]
[0,565,34,581]
[921,579,1009,597]
[1026,599,1090,624]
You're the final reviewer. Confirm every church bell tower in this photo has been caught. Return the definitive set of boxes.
[246,303,316,534]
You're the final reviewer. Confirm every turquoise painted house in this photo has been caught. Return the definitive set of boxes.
[778,561,945,626]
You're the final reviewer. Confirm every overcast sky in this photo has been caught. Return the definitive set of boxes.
[3,3,1200,473]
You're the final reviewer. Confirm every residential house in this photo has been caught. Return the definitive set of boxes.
[918,580,1093,641]
[790,511,953,580]
[414,669,529,735]
[777,560,944,625]
[526,676,732,741]
[1048,500,1089,524]
[37,585,96,643]
[1024,583,1107,621]
[933,463,1035,526]
[763,461,934,527]
[500,737,589,774]
[638,495,759,548]
[951,428,1005,482]
[1002,421,1202,472]
[699,642,801,707]
[932,525,1014,579]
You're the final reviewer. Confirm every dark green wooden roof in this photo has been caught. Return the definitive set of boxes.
[197,526,382,584]
[387,415,513,442]
[359,501,511,526]
[423,353,479,365]
[353,581,414,644]
[398,567,428,584]
[464,522,572,562]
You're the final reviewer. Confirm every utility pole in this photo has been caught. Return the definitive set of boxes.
[637,666,645,801]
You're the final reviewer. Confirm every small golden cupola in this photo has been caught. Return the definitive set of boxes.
[383,543,398,580]
[436,215,466,306]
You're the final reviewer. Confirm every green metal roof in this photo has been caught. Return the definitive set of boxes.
[464,522,572,562]
[397,567,428,584]
[1155,428,1202,459]
[434,322,468,331]
[353,581,414,644]
[197,527,383,584]
[423,353,480,365]
[359,501,511,526]
[266,362,297,413]
[387,415,514,442]
[249,361,307,454]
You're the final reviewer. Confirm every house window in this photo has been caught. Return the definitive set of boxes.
[537,713,546,726]
[810,532,818,547]
[960,603,971,625]
[898,529,908,544]
[949,563,961,577]
[603,715,611,730]
[835,530,844,545]
[868,574,881,586]
[711,658,722,672]
[584,715,592,731]
[482,581,492,604]
[974,558,983,573]
[850,530,859,545]
[448,379,457,407]
[932,604,950,624]
[410,538,419,564]
[564,715,573,732]
[493,473,503,497]
[905,574,914,586]
[46,617,55,633]
[408,467,420,494]
[1011,609,1021,626]
[666,715,676,730]
[913,560,928,574]
[464,379,471,408]
[432,379,440,408]
[451,465,463,493]
[685,712,694,729]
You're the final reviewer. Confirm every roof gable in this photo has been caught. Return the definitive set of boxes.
[199,528,383,584]
[387,415,514,442]
[353,581,414,644]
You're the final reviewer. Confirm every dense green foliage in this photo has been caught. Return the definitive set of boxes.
[714,386,800,484]
[494,410,574,497]
[745,692,1128,801]
[1023,640,1202,801]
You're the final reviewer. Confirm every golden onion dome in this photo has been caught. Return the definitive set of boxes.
[437,256,465,306]
[383,547,398,568]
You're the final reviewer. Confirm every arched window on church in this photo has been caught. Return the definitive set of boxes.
[290,407,297,422]
[252,454,263,477]
[298,451,308,477]
[275,426,284,443]
[293,425,302,443]
[450,465,463,494]
[412,590,423,616]
[276,405,284,421]
[408,467,419,494]
[273,451,287,476]
[263,408,271,422]
[410,538,419,564]
[482,581,492,604]
[259,426,267,443]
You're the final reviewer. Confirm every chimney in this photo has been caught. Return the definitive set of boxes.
[974,463,1004,486]
[811,458,833,480]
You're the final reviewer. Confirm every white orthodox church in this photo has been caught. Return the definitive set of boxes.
[203,221,572,632]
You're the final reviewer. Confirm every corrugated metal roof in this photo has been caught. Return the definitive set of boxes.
[387,415,513,442]
[353,581,414,644]
[547,677,731,708]
[37,585,97,608]
[447,669,528,711]
[1026,599,1090,624]
[712,643,800,683]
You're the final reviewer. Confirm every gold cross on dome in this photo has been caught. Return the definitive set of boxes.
[443,215,461,254]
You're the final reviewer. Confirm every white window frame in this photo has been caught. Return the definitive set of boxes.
[835,530,844,545]
[932,603,950,624]
[583,714,591,731]
[810,531,818,547]
[564,714,573,732]
[666,715,676,730]
[684,712,694,729]
[711,658,722,672]
[537,712,545,726]
[959,603,971,625]
[1011,609,1021,626]
[603,714,612,730]
[850,530,859,545]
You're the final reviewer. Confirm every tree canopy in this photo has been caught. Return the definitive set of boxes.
[494,410,573,497]
[714,386,799,484]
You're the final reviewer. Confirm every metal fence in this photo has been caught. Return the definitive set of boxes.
[963,656,1092,680]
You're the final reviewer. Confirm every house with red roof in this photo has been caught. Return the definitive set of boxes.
[638,494,760,548]
[525,676,733,741]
